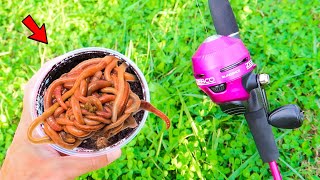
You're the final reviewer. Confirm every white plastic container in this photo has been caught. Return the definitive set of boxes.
[29,47,150,157]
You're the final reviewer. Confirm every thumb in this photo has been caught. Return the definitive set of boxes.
[58,149,121,178]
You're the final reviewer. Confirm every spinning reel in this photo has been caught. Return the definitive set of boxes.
[191,0,304,179]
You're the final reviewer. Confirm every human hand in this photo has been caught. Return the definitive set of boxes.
[0,61,121,180]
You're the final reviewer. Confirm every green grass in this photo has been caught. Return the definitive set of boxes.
[0,0,319,179]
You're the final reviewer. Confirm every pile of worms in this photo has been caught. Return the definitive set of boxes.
[27,56,170,149]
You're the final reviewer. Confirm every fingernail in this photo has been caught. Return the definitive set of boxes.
[107,148,121,163]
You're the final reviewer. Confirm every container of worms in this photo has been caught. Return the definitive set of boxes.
[29,47,150,157]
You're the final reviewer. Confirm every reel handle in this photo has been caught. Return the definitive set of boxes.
[208,0,240,37]
[268,104,304,129]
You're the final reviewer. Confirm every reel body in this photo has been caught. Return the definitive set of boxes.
[192,35,259,115]
[192,35,256,104]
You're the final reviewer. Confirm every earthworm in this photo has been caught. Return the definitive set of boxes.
[114,67,137,82]
[117,81,130,116]
[74,88,88,103]
[81,109,95,116]
[91,71,103,82]
[28,55,171,150]
[85,115,111,124]
[87,96,103,111]
[92,92,100,99]
[70,58,103,72]
[96,110,112,119]
[74,121,105,131]
[100,87,118,95]
[124,73,137,81]
[111,63,127,122]
[43,122,81,149]
[99,94,115,104]
[123,115,138,129]
[125,92,141,114]
[80,80,87,96]
[64,82,74,89]
[84,117,101,126]
[56,117,74,126]
[64,70,81,78]
[87,80,112,96]
[124,99,134,114]
[65,100,71,108]
[54,107,65,118]
[103,113,131,133]
[65,108,73,119]
[77,132,95,141]
[111,74,118,89]
[69,115,75,121]
[65,125,91,137]
[109,123,124,137]
[63,126,69,133]
[59,132,76,144]
[53,85,67,110]
[140,100,170,129]
[46,116,63,131]
[44,77,77,109]
[104,105,112,113]
[71,95,84,124]
[104,58,117,81]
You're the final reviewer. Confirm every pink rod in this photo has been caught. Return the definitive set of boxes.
[269,161,282,180]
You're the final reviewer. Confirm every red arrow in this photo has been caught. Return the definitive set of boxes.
[22,15,48,44]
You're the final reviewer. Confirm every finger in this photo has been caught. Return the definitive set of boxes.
[59,149,121,178]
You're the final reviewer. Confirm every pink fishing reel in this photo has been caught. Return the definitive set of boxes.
[192,35,256,103]
[191,0,304,179]
[192,35,258,115]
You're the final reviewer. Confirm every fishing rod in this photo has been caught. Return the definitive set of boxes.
[191,0,304,179]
